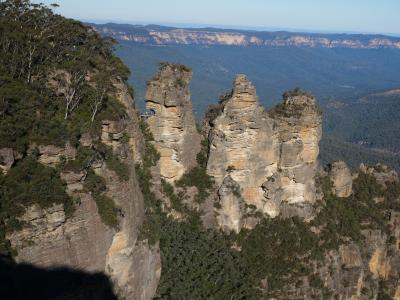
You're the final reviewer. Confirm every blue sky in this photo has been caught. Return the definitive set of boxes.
[32,0,400,35]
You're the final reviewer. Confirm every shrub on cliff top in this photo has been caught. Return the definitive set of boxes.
[282,87,313,99]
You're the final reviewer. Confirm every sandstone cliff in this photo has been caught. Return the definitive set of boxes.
[145,62,201,182]
[7,81,160,300]
[279,164,400,299]
[207,76,322,232]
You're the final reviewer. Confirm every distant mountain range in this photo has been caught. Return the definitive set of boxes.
[91,23,400,49]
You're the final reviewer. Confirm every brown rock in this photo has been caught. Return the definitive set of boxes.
[329,161,353,198]
[145,63,201,182]
[206,77,322,225]
[0,148,14,174]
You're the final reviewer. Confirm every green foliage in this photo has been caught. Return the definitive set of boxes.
[174,78,186,88]
[312,170,400,251]
[377,280,392,300]
[159,61,191,73]
[282,87,313,99]
[62,146,97,172]
[139,119,160,169]
[235,217,317,296]
[176,166,214,203]
[0,1,135,255]
[176,138,214,203]
[84,170,119,229]
[155,219,257,299]
[94,194,119,229]
[161,179,185,212]
[155,214,321,298]
[0,156,73,220]
[105,156,130,181]
[136,119,162,245]
[155,167,400,298]
[309,274,325,289]
[0,0,130,152]
[0,156,73,257]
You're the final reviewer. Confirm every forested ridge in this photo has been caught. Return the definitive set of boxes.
[0,0,131,258]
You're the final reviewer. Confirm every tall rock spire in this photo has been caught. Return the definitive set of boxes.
[145,62,201,182]
[207,77,322,232]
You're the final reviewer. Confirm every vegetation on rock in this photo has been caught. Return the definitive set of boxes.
[0,0,131,255]
[0,156,73,257]
[176,138,214,203]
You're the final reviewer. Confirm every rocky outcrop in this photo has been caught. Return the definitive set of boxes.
[145,63,201,182]
[215,176,245,233]
[8,195,114,272]
[0,148,15,174]
[7,81,160,300]
[207,75,322,231]
[328,161,353,198]
[360,163,399,188]
[271,89,322,213]
[207,75,280,223]
[35,143,77,167]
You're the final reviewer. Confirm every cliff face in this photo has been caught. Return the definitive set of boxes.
[280,165,400,300]
[7,82,160,300]
[207,76,322,231]
[270,90,322,218]
[145,63,201,182]
[207,75,280,222]
[93,24,400,49]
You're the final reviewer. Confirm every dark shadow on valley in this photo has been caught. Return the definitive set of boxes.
[0,258,117,300]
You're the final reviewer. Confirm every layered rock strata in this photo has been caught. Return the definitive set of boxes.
[7,81,161,300]
[145,63,201,182]
[271,89,322,217]
[207,75,322,231]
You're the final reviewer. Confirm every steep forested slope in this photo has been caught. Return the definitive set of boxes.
[0,0,130,256]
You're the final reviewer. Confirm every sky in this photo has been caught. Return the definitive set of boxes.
[32,0,400,35]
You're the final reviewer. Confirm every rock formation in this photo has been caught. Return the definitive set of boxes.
[7,81,161,300]
[271,89,322,216]
[328,161,353,197]
[215,175,245,233]
[145,63,201,182]
[207,75,322,231]
[0,148,15,174]
[207,75,279,218]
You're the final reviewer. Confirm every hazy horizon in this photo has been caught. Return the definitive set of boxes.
[85,19,400,37]
[32,0,400,36]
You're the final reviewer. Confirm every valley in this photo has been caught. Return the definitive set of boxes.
[92,23,400,171]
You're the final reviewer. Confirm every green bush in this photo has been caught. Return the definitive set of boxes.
[94,194,119,229]
[0,156,74,257]
[84,170,119,229]
[176,138,214,203]
[161,179,185,212]
[106,156,130,181]
[136,118,162,245]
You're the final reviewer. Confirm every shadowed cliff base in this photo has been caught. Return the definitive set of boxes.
[0,258,117,300]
